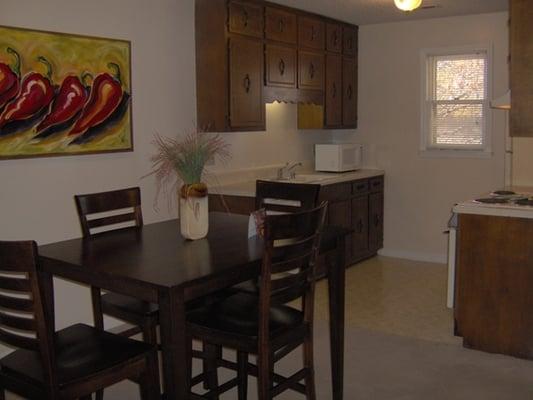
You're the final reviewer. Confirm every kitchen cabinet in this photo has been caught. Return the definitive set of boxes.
[229,37,265,129]
[266,45,297,88]
[351,196,369,260]
[195,0,358,132]
[325,54,343,127]
[369,192,384,252]
[510,0,533,137]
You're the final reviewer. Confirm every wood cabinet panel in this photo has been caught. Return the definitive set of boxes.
[229,37,265,129]
[265,7,297,44]
[266,45,297,88]
[352,195,369,260]
[298,51,324,90]
[228,1,264,38]
[510,0,533,137]
[298,16,325,50]
[326,22,342,53]
[343,26,357,57]
[342,57,357,127]
[369,192,384,252]
[325,54,342,127]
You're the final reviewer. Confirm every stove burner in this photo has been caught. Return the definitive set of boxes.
[491,190,516,196]
[514,198,533,206]
[475,198,510,204]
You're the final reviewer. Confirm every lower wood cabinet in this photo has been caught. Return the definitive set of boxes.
[351,195,369,260]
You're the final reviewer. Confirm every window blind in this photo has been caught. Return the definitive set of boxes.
[426,52,488,149]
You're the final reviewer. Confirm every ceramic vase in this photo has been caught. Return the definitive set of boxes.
[179,184,209,240]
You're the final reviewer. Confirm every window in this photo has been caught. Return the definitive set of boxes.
[421,46,491,156]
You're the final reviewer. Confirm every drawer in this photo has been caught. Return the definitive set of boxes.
[326,22,342,53]
[343,26,358,57]
[319,182,351,202]
[369,176,384,192]
[298,16,325,50]
[229,1,264,38]
[266,45,297,88]
[352,179,369,195]
[265,7,297,44]
[298,51,324,90]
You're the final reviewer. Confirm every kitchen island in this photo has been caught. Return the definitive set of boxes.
[453,188,533,360]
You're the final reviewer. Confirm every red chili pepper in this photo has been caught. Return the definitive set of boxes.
[0,56,55,129]
[0,48,21,109]
[36,73,90,133]
[68,63,123,137]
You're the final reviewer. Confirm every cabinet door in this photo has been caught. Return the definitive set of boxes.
[229,37,264,129]
[328,199,352,266]
[298,16,325,50]
[265,7,297,44]
[325,54,342,127]
[326,22,342,53]
[298,51,324,90]
[369,192,384,252]
[342,57,358,127]
[266,45,297,88]
[343,26,358,57]
[352,195,369,260]
[228,1,264,38]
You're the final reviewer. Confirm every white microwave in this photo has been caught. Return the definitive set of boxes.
[315,144,363,172]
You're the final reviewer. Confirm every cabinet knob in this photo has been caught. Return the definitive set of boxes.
[279,59,285,76]
[357,219,364,233]
[311,26,316,41]
[242,10,249,28]
[309,63,315,79]
[374,214,380,227]
[332,30,339,47]
[332,83,337,98]
[278,19,285,32]
[243,74,251,93]
[347,37,353,50]
[347,85,353,100]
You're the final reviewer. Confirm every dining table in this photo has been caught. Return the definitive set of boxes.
[38,212,349,400]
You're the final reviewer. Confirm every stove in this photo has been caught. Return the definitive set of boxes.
[453,187,533,219]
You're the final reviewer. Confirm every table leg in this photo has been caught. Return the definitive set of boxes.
[328,235,346,400]
[158,288,188,399]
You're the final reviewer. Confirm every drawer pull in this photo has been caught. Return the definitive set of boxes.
[356,184,365,191]
[311,26,317,41]
[278,19,285,32]
[279,59,285,75]
[347,85,353,100]
[374,214,380,227]
[332,30,339,47]
[357,219,363,233]
[309,63,315,79]
[242,10,249,27]
[332,83,337,98]
[243,74,251,93]
[347,37,353,50]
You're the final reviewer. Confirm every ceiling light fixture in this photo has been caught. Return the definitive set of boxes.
[394,0,423,12]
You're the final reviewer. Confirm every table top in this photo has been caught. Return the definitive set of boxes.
[39,212,349,294]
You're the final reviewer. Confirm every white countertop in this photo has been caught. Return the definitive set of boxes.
[452,186,533,220]
[209,169,385,197]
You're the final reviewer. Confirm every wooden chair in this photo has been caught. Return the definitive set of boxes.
[255,180,321,213]
[0,240,160,400]
[74,187,160,347]
[187,202,327,400]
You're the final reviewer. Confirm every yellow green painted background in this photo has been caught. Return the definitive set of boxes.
[0,25,132,159]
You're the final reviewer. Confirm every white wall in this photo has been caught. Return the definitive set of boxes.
[0,0,331,339]
[333,12,509,263]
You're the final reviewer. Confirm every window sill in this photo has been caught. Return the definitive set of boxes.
[419,149,493,159]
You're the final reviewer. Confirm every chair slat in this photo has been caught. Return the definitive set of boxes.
[0,313,36,331]
[271,252,312,274]
[0,276,31,292]
[75,187,141,215]
[270,270,311,291]
[0,326,38,351]
[0,294,34,312]
[87,212,137,229]
[270,282,308,306]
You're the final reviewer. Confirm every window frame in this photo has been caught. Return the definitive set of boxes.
[420,45,493,158]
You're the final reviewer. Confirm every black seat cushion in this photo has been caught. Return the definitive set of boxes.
[187,293,303,338]
[0,324,152,387]
[101,292,159,317]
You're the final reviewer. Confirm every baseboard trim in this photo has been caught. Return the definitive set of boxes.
[377,249,447,265]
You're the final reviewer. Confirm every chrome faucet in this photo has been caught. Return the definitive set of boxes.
[277,162,302,180]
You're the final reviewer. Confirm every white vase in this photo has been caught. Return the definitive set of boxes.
[180,195,209,240]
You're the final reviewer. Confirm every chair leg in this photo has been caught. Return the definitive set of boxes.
[0,389,5,400]
[94,389,103,400]
[139,352,161,400]
[237,351,248,400]
[204,343,220,399]
[90,286,104,330]
[142,319,158,347]
[257,351,272,400]
[303,335,316,400]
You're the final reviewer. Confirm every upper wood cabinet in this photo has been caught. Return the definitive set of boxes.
[266,45,297,88]
[342,57,357,127]
[229,37,265,129]
[265,7,297,44]
[228,1,264,38]
[326,22,343,53]
[343,26,358,57]
[298,16,325,50]
[298,51,324,90]
[510,0,533,137]
[325,54,342,127]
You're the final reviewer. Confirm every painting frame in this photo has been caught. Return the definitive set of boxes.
[0,24,133,160]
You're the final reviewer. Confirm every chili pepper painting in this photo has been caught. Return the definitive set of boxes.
[0,25,132,159]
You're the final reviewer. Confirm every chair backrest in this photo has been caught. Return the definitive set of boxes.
[0,241,57,390]
[257,202,327,340]
[255,180,321,213]
[74,187,143,237]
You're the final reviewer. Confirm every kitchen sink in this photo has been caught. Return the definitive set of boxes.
[269,173,334,183]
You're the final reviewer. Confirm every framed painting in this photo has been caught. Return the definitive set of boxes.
[0,25,132,159]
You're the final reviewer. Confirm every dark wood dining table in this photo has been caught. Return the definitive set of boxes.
[38,212,348,399]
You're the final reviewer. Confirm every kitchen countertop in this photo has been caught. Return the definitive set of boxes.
[452,186,533,220]
[210,169,385,197]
